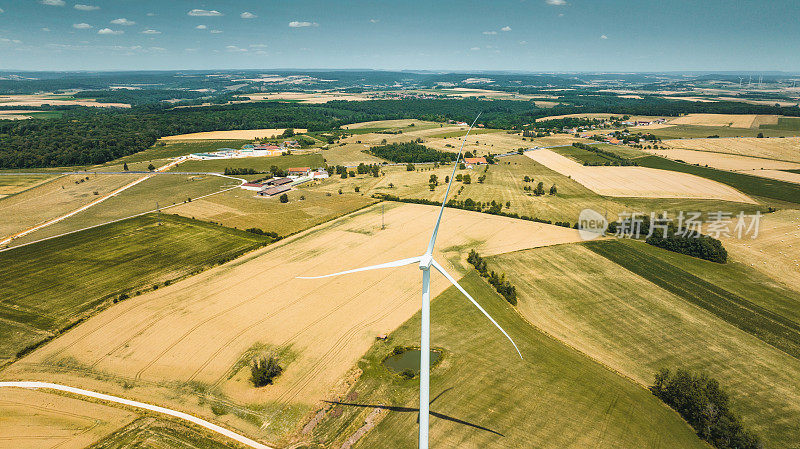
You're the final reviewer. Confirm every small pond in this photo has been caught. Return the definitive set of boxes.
[383,348,442,377]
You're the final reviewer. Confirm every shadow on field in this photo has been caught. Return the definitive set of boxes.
[324,387,505,437]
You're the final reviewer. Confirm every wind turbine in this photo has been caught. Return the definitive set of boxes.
[298,114,522,449]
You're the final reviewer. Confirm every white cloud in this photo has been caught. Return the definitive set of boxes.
[210,29,223,34]
[40,0,65,6]
[0,38,22,44]
[226,45,247,52]
[98,28,123,35]
[249,43,268,48]
[501,26,511,32]
[0,8,4,13]
[240,11,256,19]
[149,46,166,52]
[110,18,135,26]
[470,46,480,51]
[369,18,379,23]
[146,12,155,17]
[42,27,51,32]
[195,24,207,30]
[74,4,99,11]
[519,40,528,45]
[545,0,567,5]
[482,31,497,35]
[142,29,161,35]
[72,23,92,29]
[289,21,318,28]
[558,13,565,17]
[600,34,608,39]
[188,9,222,17]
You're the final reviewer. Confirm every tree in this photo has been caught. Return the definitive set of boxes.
[523,175,531,182]
[406,163,415,171]
[147,163,155,171]
[355,186,360,192]
[757,132,764,138]
[462,174,471,184]
[444,175,449,184]
[549,184,557,195]
[534,181,545,196]
[282,128,295,138]
[429,174,438,185]
[123,162,129,171]
[279,193,289,203]
[341,171,348,179]
[250,356,283,387]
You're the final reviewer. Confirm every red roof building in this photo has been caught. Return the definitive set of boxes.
[464,157,487,165]
[287,167,310,175]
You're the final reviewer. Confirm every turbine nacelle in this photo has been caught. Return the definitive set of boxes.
[418,254,433,270]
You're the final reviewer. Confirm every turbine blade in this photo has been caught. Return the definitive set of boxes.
[297,256,421,279]
[431,259,523,359]
[425,112,482,256]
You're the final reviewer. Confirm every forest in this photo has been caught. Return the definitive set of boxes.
[3,94,800,168]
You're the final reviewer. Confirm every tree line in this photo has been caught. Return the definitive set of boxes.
[607,215,728,263]
[467,249,517,305]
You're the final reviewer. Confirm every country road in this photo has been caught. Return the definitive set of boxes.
[0,381,274,449]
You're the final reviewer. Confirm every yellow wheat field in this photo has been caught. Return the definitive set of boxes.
[525,149,756,203]
[667,114,779,128]
[0,387,137,449]
[3,202,583,443]
[661,137,800,163]
[646,148,800,184]
[722,209,800,292]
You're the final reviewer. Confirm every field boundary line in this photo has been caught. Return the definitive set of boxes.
[0,173,245,253]
[0,381,273,449]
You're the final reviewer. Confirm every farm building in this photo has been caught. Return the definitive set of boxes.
[464,157,487,166]
[240,182,263,191]
[265,177,292,186]
[258,185,292,197]
[310,170,330,179]
[288,167,311,176]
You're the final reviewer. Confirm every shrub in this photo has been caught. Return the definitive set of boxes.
[250,356,283,387]
[279,193,289,203]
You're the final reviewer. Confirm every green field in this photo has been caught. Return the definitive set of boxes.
[489,242,800,448]
[425,128,505,139]
[312,270,705,449]
[169,181,377,237]
[5,174,234,248]
[0,174,56,197]
[0,214,271,363]
[637,155,800,205]
[648,125,800,139]
[586,239,800,359]
[90,418,239,449]
[551,145,620,165]
[177,153,325,173]
[760,117,800,131]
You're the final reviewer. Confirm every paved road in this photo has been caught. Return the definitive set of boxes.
[0,381,274,449]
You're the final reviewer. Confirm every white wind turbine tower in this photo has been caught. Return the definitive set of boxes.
[299,114,522,449]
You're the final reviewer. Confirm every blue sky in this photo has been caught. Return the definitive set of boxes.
[0,0,798,72]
